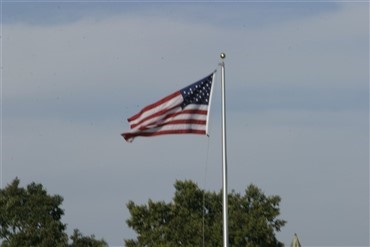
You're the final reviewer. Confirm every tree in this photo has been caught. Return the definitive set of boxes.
[125,180,286,247]
[0,178,68,247]
[69,229,108,247]
[0,178,107,247]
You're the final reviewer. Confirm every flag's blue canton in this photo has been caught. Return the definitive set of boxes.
[180,74,213,109]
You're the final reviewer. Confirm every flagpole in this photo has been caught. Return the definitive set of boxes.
[220,52,228,247]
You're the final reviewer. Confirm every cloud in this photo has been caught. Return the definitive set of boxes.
[2,2,368,246]
[4,3,367,116]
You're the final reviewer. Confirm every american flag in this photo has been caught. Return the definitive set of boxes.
[122,72,216,142]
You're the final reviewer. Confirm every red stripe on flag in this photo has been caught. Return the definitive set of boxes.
[130,104,181,129]
[128,91,181,122]
[122,129,206,142]
[162,109,208,121]
[130,108,207,129]
[138,119,207,131]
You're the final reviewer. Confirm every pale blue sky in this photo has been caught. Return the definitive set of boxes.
[1,1,369,246]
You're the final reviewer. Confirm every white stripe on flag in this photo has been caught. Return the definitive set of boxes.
[128,94,183,127]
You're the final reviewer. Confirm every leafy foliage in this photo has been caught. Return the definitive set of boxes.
[125,180,286,247]
[0,178,107,247]
[0,178,68,247]
[69,229,108,247]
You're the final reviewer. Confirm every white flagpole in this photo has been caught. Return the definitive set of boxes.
[220,52,228,247]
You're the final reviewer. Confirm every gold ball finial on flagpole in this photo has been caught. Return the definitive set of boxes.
[220,52,226,59]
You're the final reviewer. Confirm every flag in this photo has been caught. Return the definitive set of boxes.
[122,72,216,142]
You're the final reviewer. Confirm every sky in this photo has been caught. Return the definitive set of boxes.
[1,1,369,246]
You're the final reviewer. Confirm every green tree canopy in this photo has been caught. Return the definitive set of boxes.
[0,178,68,246]
[69,229,108,247]
[125,180,286,247]
[0,178,107,247]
